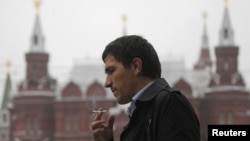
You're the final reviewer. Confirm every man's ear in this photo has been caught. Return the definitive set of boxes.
[132,58,142,75]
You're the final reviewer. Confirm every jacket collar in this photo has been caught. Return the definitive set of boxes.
[137,78,170,102]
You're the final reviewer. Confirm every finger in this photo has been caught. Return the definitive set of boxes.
[91,120,105,130]
[92,127,105,136]
[93,107,103,121]
[107,115,115,129]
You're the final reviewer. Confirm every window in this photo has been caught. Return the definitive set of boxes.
[32,65,37,80]
[219,112,233,125]
[223,61,229,71]
[227,113,233,124]
[25,116,38,135]
[3,114,7,122]
[33,35,38,45]
[1,133,6,140]
[219,113,225,124]
[64,115,71,133]
[93,89,101,97]
[224,29,228,39]
[64,114,80,133]
[73,115,79,132]
[70,93,75,97]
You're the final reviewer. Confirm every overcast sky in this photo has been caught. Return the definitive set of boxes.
[0,0,250,103]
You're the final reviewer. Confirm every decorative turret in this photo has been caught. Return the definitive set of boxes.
[10,1,56,141]
[203,2,250,140]
[193,12,212,70]
[19,0,56,91]
[209,0,245,87]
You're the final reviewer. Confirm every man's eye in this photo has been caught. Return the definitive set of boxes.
[108,69,114,74]
[106,68,115,74]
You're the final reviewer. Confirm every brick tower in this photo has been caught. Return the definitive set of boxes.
[201,1,250,140]
[10,1,57,140]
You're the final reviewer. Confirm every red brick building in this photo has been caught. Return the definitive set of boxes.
[173,3,250,141]
[7,2,128,141]
[1,1,249,141]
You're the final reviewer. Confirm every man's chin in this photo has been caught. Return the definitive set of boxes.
[117,99,130,105]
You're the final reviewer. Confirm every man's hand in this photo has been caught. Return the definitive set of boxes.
[91,108,115,141]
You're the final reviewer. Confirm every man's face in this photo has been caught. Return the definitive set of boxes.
[104,54,137,104]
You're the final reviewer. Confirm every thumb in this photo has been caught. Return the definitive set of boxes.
[108,115,115,129]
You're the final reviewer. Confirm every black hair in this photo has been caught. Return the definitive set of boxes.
[102,35,161,79]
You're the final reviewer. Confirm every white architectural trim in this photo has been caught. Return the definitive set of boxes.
[205,85,248,93]
[18,91,54,96]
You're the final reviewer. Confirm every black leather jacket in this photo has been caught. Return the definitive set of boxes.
[120,78,200,141]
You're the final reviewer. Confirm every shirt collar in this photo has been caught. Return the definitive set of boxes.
[132,81,154,101]
[127,81,154,117]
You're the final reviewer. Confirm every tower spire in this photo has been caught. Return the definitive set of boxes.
[1,60,12,110]
[202,12,209,48]
[224,0,229,8]
[122,14,128,36]
[30,0,45,52]
[6,60,11,75]
[193,12,212,70]
[34,0,41,15]
[218,0,234,46]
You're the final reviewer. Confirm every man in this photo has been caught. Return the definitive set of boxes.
[90,35,200,141]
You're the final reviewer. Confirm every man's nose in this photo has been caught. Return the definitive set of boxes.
[104,77,112,88]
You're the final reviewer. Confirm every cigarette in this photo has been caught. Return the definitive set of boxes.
[92,110,107,113]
